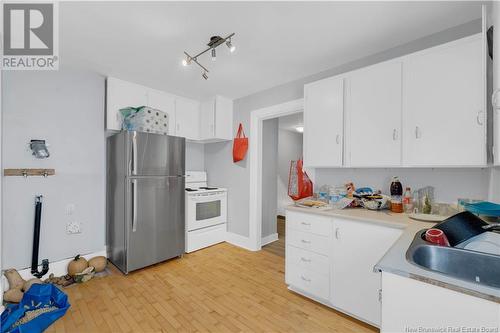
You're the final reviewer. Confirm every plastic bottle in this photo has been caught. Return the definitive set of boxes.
[390,177,403,213]
[403,187,413,213]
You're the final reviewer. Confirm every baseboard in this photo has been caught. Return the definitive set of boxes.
[225,232,258,251]
[2,248,107,291]
[261,233,279,246]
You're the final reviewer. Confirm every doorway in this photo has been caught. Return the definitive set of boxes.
[248,99,304,252]
[261,113,304,257]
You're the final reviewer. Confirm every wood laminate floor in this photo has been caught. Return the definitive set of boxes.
[47,242,377,333]
[262,217,286,257]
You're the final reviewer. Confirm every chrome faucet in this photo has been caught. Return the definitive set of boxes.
[482,223,500,231]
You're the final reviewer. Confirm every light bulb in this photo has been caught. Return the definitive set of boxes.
[182,59,188,66]
[295,126,304,133]
[226,40,235,53]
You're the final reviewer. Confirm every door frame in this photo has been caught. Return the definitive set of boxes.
[248,98,304,251]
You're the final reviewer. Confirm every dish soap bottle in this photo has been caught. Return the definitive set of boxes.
[403,187,413,213]
[390,177,403,213]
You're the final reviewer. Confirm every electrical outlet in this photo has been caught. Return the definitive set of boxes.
[66,221,81,234]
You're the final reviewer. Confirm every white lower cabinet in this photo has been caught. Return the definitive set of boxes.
[381,272,500,332]
[285,210,403,327]
[331,218,403,326]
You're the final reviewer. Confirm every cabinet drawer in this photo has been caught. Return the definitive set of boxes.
[287,264,330,301]
[287,229,330,255]
[286,245,330,276]
[287,211,332,236]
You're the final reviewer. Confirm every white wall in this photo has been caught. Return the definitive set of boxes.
[277,129,303,216]
[205,20,483,238]
[262,119,278,238]
[186,142,205,171]
[2,69,106,270]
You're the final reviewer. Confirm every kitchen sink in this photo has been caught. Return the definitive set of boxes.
[406,230,500,289]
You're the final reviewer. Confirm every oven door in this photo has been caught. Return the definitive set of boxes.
[186,191,227,231]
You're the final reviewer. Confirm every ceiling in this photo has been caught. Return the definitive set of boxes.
[60,2,482,101]
[279,113,304,133]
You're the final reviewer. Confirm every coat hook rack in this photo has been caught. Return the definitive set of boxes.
[4,168,56,178]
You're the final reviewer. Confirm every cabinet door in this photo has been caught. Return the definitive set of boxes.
[348,62,402,166]
[304,77,344,167]
[214,96,233,140]
[331,218,402,326]
[147,90,176,135]
[200,99,215,139]
[403,35,485,166]
[175,98,200,140]
[106,77,148,130]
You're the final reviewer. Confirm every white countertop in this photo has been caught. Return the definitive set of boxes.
[285,205,500,303]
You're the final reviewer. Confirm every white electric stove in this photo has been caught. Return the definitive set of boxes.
[185,171,227,253]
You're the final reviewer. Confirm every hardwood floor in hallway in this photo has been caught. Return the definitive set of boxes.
[262,216,286,257]
[47,242,378,333]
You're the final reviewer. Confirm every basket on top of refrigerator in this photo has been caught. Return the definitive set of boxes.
[120,106,169,135]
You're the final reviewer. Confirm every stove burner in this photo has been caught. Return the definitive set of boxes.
[199,187,218,190]
[185,188,198,192]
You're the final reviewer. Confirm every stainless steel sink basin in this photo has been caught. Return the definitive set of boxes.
[406,230,500,289]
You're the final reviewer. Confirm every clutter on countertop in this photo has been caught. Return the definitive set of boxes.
[390,177,403,213]
[1,283,70,333]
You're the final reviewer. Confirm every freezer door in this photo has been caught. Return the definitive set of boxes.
[126,176,185,272]
[127,131,185,176]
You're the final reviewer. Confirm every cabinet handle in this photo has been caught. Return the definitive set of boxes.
[335,227,340,240]
[336,134,341,144]
[415,126,421,139]
[477,110,484,126]
[392,129,398,141]
[301,276,311,282]
[300,257,311,262]
[301,239,311,244]
[301,222,311,226]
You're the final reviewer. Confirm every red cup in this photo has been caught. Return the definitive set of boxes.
[425,228,450,246]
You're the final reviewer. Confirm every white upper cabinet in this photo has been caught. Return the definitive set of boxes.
[175,97,200,140]
[147,89,176,135]
[106,77,148,131]
[200,95,233,142]
[403,35,485,166]
[346,62,402,167]
[304,77,344,167]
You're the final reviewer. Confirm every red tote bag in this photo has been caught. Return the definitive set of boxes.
[288,159,313,201]
[233,123,248,162]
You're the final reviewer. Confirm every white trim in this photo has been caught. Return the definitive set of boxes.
[225,232,255,251]
[248,99,304,251]
[1,249,106,291]
[261,233,279,246]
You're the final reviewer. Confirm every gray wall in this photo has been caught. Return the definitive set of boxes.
[261,119,278,238]
[186,142,205,171]
[2,69,106,269]
[205,20,483,238]
[277,129,303,216]
[316,168,491,203]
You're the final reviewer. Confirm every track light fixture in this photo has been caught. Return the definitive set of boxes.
[182,33,235,79]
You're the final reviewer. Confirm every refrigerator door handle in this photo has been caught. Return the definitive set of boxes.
[132,131,138,175]
[131,179,138,232]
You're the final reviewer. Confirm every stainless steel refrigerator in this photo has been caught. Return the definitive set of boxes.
[107,131,185,274]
